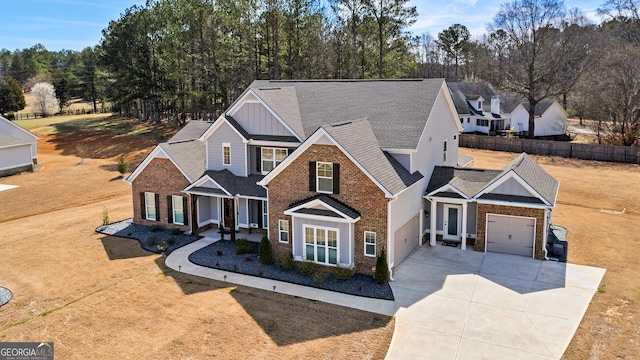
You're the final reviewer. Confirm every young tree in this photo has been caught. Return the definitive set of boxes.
[30,82,59,117]
[491,0,592,138]
[0,77,26,116]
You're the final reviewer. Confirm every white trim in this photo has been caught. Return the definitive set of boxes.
[475,170,551,206]
[126,145,193,183]
[475,198,552,209]
[278,219,289,243]
[248,140,300,147]
[380,148,416,154]
[316,161,334,194]
[144,192,157,221]
[0,116,39,140]
[222,142,231,166]
[284,198,361,223]
[485,213,537,259]
[443,204,462,241]
[258,127,395,198]
[302,224,340,266]
[199,115,248,141]
[225,89,303,142]
[425,184,470,199]
[183,174,233,197]
[262,200,269,229]
[260,147,288,175]
[171,195,185,225]
[0,142,31,150]
[364,231,376,257]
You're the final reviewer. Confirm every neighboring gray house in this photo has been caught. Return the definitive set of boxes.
[0,115,38,177]
[128,79,560,275]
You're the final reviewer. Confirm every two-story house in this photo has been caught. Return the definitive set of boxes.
[127,79,559,275]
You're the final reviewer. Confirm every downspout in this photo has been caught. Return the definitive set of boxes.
[542,208,550,260]
[387,197,395,281]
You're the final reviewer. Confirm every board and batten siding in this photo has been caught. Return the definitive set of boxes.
[0,145,32,170]
[206,121,247,176]
[490,177,533,197]
[232,102,294,137]
[291,217,351,266]
[411,86,460,180]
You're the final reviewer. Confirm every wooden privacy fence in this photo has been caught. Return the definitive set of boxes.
[459,134,640,164]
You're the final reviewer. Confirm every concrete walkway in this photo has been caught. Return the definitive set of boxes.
[166,234,605,360]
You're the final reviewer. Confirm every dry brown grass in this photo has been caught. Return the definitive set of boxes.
[460,148,640,360]
[0,117,394,359]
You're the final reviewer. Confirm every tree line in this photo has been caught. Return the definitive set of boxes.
[1,0,640,145]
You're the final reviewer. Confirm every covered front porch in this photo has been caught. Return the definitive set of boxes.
[423,197,477,250]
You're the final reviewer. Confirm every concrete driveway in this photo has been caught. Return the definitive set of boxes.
[386,245,606,360]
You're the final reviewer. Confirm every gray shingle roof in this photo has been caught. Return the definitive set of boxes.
[427,167,502,198]
[447,82,498,115]
[0,133,31,147]
[168,121,214,143]
[499,153,559,205]
[204,169,266,198]
[248,79,446,149]
[322,118,423,195]
[288,194,360,219]
[499,94,556,116]
[158,140,206,182]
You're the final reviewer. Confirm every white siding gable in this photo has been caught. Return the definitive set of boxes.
[228,93,294,137]
[206,121,247,176]
[489,177,534,197]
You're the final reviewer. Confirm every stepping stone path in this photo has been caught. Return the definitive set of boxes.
[0,286,12,307]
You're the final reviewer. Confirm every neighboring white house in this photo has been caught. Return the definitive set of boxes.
[448,82,568,138]
[505,98,568,137]
[0,115,38,177]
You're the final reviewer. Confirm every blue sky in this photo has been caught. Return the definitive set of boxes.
[1,0,605,52]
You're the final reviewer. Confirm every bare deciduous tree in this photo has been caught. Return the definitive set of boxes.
[30,82,59,117]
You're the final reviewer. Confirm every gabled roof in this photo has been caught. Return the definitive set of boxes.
[0,115,38,141]
[168,121,213,143]
[447,82,497,115]
[0,133,32,148]
[158,141,206,182]
[204,169,266,198]
[500,95,557,116]
[521,99,555,116]
[248,79,449,149]
[426,153,558,206]
[286,194,361,220]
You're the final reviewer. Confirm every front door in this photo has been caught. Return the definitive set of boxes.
[223,198,235,230]
[443,204,462,240]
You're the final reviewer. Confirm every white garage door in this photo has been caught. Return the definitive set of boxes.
[486,214,535,257]
[394,214,420,266]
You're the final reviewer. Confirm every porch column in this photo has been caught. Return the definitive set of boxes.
[190,195,198,235]
[430,199,437,246]
[419,209,424,247]
[461,202,468,250]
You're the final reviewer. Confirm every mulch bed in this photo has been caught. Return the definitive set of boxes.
[189,240,394,301]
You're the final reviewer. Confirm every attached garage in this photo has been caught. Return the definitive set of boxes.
[394,213,420,266]
[486,214,535,257]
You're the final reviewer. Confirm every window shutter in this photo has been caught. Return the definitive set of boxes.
[167,195,173,224]
[256,147,261,173]
[333,163,340,194]
[154,193,160,221]
[183,196,189,226]
[140,192,146,219]
[309,161,316,192]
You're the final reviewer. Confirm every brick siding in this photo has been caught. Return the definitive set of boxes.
[267,144,388,274]
[475,204,546,260]
[131,158,191,232]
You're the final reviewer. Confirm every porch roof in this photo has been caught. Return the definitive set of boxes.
[193,169,266,198]
[287,194,361,220]
[477,193,545,204]
[427,166,502,198]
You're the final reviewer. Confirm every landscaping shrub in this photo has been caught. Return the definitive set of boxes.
[313,271,327,283]
[374,249,390,284]
[245,254,253,261]
[258,235,273,264]
[150,225,163,232]
[170,228,182,236]
[116,154,128,177]
[235,238,254,255]
[334,266,355,280]
[101,206,109,225]
[166,236,176,247]
[278,252,295,270]
[145,235,158,247]
[298,261,315,276]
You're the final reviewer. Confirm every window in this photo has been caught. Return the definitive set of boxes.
[172,195,185,225]
[279,219,289,243]
[453,134,457,140]
[477,100,482,110]
[144,192,156,221]
[467,117,470,123]
[222,143,231,165]
[262,201,269,229]
[443,140,447,163]
[364,231,376,257]
[317,162,333,193]
[261,148,287,174]
[476,119,488,127]
[460,117,463,124]
[304,225,338,265]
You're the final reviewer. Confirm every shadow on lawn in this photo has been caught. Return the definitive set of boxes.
[99,235,154,260]
[152,257,393,346]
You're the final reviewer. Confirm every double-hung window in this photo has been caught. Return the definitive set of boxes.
[262,201,269,229]
[222,143,231,165]
[304,225,338,265]
[144,192,156,221]
[278,219,289,243]
[364,231,376,257]
[261,148,287,174]
[443,140,447,163]
[316,162,333,193]
[172,195,185,225]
